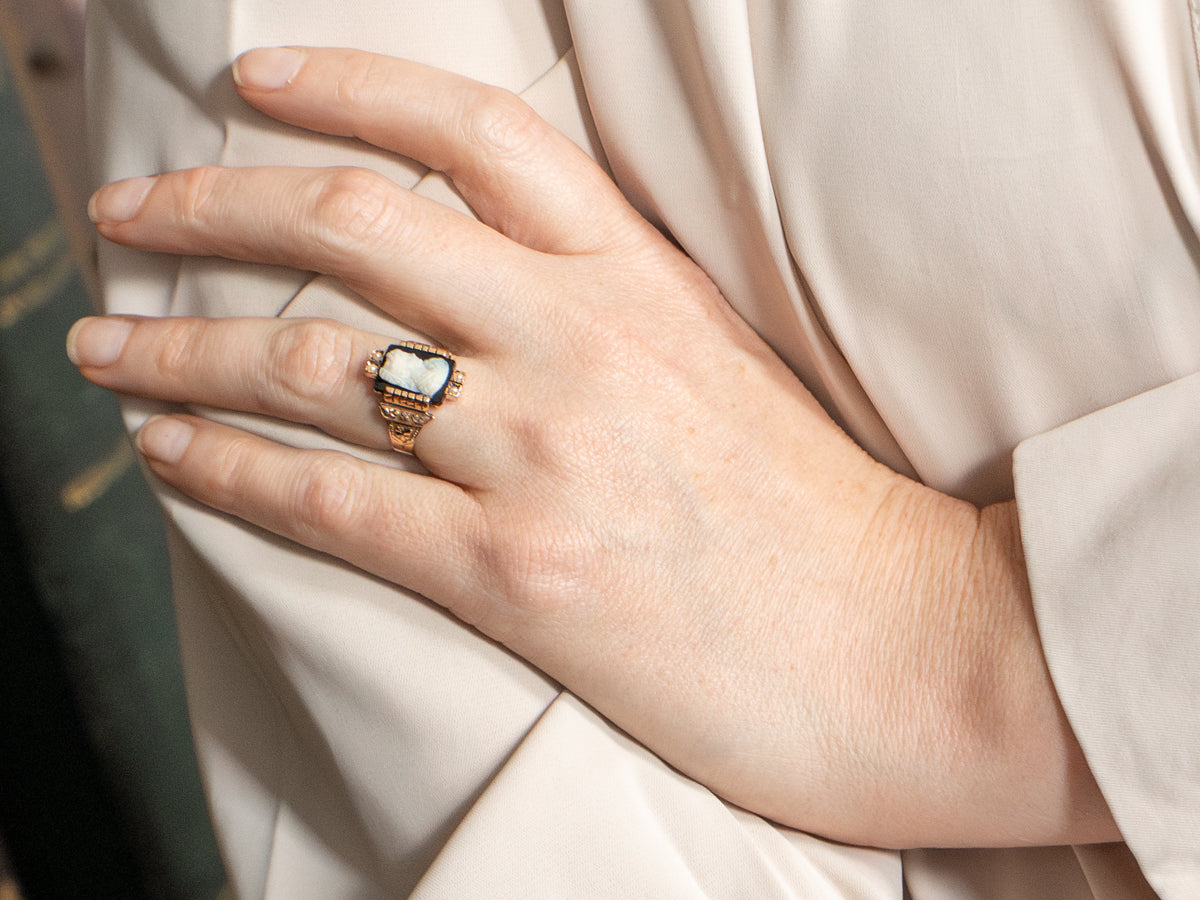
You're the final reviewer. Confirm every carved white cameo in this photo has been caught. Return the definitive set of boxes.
[379,347,452,399]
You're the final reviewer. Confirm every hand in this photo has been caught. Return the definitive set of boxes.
[72,47,1116,848]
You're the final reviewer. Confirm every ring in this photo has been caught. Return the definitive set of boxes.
[364,342,464,455]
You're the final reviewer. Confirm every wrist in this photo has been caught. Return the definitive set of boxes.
[842,482,1117,847]
[968,500,1119,845]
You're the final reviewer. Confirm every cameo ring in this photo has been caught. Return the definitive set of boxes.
[364,342,464,455]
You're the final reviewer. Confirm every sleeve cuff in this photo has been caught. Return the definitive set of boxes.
[1013,372,1200,899]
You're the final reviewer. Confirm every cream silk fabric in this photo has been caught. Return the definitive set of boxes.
[87,0,1197,897]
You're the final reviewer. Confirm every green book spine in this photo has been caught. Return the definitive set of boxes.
[0,43,225,900]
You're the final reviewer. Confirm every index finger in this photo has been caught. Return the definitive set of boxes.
[231,47,648,255]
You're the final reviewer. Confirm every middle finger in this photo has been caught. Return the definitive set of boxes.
[88,165,537,352]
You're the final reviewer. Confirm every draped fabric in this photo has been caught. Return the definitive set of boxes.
[88,0,1198,896]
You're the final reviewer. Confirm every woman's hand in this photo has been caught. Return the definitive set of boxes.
[71,47,1115,848]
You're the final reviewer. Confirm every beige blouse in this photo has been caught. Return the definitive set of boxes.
[88,0,1197,896]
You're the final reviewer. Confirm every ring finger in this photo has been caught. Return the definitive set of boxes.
[67,314,505,484]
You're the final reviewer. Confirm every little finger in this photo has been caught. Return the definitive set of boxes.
[136,414,489,615]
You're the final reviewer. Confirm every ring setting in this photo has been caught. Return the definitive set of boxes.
[365,342,464,455]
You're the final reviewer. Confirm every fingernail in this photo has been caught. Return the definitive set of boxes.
[137,416,195,464]
[66,316,134,367]
[233,47,304,91]
[88,176,156,224]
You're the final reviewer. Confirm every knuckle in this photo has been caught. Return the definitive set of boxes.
[333,53,392,111]
[267,319,355,407]
[153,318,205,379]
[477,507,604,618]
[174,166,225,225]
[294,454,367,535]
[564,301,659,382]
[311,168,405,254]
[461,85,543,161]
[554,260,721,377]
[202,432,259,507]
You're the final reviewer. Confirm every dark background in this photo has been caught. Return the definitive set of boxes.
[0,38,227,900]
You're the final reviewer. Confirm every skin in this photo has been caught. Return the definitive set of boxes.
[71,46,1119,849]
